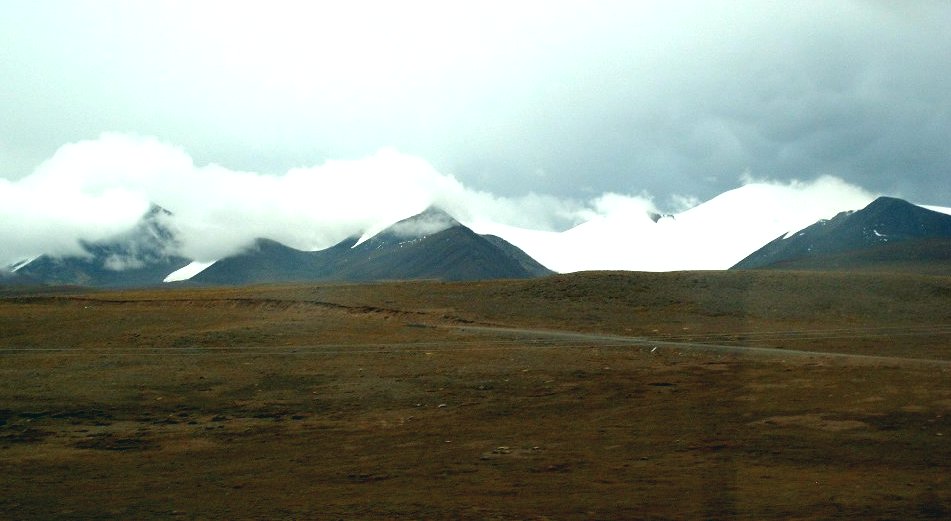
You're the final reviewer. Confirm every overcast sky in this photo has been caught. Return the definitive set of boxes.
[1,1,949,267]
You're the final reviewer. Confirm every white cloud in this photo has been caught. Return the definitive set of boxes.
[0,167,150,263]
[667,194,701,214]
[922,205,951,216]
[0,134,581,266]
[476,176,878,273]
[102,254,147,272]
[3,1,951,208]
[0,133,885,273]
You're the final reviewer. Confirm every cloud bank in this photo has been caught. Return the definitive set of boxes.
[473,176,876,272]
[1,134,884,272]
[0,134,583,266]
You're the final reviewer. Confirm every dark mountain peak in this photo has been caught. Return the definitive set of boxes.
[847,196,951,242]
[865,196,914,210]
[857,196,926,224]
[244,237,298,254]
[8,202,553,287]
[193,206,551,285]
[733,196,951,272]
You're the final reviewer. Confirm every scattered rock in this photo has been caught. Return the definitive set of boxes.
[75,434,154,451]
[0,426,51,444]
[346,472,391,483]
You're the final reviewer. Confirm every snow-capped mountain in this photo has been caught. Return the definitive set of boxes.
[4,186,947,288]
[2,206,551,287]
[10,205,191,287]
[185,207,552,285]
[732,197,951,272]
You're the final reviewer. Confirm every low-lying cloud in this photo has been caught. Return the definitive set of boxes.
[472,175,876,272]
[0,134,585,266]
[1,133,883,272]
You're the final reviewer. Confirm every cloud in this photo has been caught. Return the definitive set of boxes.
[475,175,878,273]
[0,133,892,273]
[0,171,150,263]
[102,255,147,272]
[384,210,459,241]
[0,134,585,266]
[3,2,949,209]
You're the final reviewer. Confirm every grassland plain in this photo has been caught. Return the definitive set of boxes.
[0,270,949,520]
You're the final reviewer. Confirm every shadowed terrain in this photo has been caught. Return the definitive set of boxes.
[1,271,949,519]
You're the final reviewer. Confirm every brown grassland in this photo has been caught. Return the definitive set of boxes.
[0,270,949,520]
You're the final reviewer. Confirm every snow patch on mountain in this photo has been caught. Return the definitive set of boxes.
[8,257,37,272]
[922,204,951,216]
[164,260,216,282]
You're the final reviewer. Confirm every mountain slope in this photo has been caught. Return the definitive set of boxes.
[190,207,553,285]
[187,236,358,285]
[731,197,951,273]
[481,234,554,277]
[11,205,191,287]
[341,226,546,281]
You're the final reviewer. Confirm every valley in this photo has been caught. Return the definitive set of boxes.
[1,271,949,519]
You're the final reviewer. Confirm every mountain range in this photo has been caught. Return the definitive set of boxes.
[3,193,949,288]
[189,208,552,285]
[6,207,552,287]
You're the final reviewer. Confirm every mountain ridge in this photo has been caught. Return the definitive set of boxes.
[191,207,553,285]
[731,196,951,273]
[4,206,553,287]
[5,194,949,287]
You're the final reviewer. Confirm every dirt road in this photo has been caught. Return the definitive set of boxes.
[453,324,951,367]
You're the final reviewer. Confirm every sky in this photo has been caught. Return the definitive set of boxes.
[1,1,949,269]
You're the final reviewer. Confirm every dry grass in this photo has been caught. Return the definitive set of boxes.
[0,271,949,519]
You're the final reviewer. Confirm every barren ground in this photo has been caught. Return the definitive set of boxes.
[1,271,949,519]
